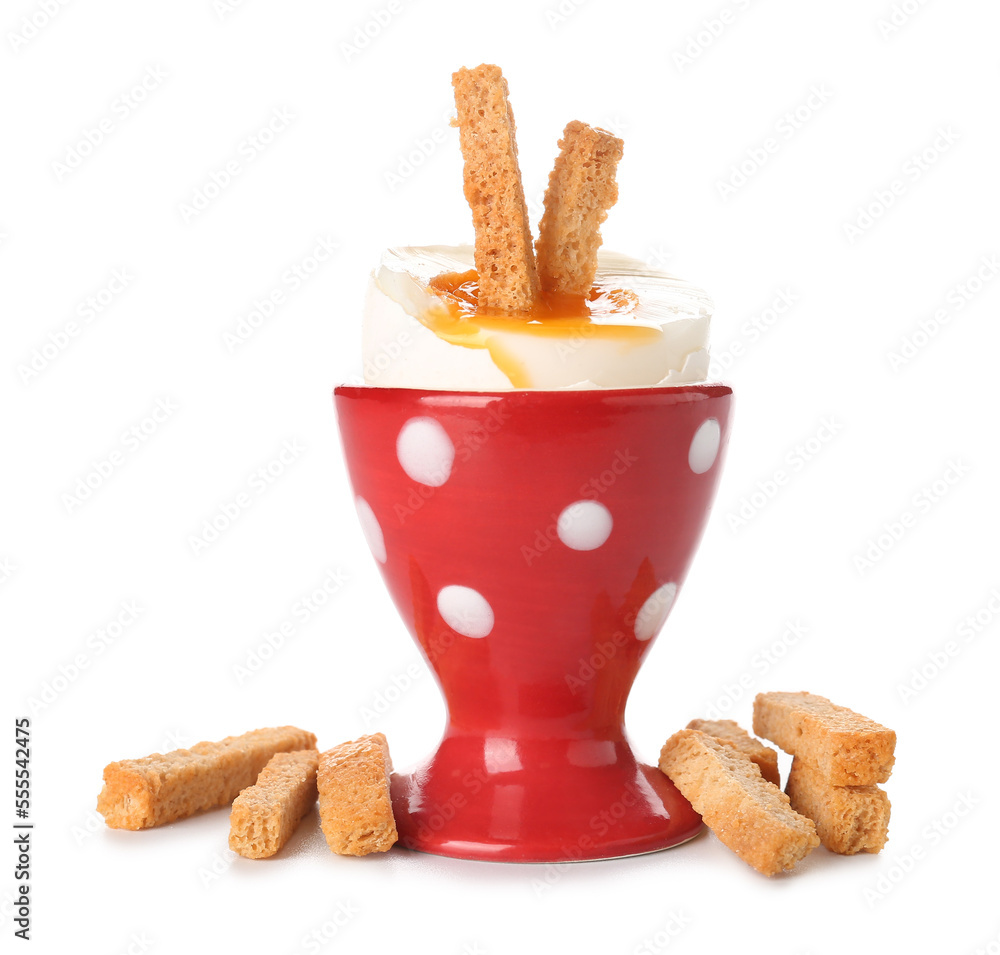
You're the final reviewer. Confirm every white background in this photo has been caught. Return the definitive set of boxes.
[3,0,999,952]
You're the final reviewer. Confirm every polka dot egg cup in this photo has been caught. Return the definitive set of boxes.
[335,384,732,862]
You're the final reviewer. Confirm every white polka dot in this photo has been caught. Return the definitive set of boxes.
[634,583,678,641]
[557,500,613,551]
[689,418,721,474]
[355,496,386,564]
[437,585,494,639]
[396,417,454,487]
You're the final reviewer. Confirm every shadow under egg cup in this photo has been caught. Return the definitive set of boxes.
[335,383,732,862]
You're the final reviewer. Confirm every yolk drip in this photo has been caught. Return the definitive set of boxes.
[424,270,660,387]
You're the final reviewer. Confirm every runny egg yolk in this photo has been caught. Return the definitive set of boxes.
[424,270,661,388]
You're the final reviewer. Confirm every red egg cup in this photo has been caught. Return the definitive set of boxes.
[335,384,732,863]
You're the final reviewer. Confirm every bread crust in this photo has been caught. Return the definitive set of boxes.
[535,120,624,296]
[786,757,890,855]
[317,733,397,856]
[96,726,318,830]
[229,750,319,859]
[452,64,539,311]
[659,729,819,876]
[687,718,780,787]
[753,691,896,785]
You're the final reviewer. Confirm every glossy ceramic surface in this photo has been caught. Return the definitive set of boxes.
[335,384,732,862]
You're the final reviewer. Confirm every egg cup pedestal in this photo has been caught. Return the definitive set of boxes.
[335,384,732,863]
